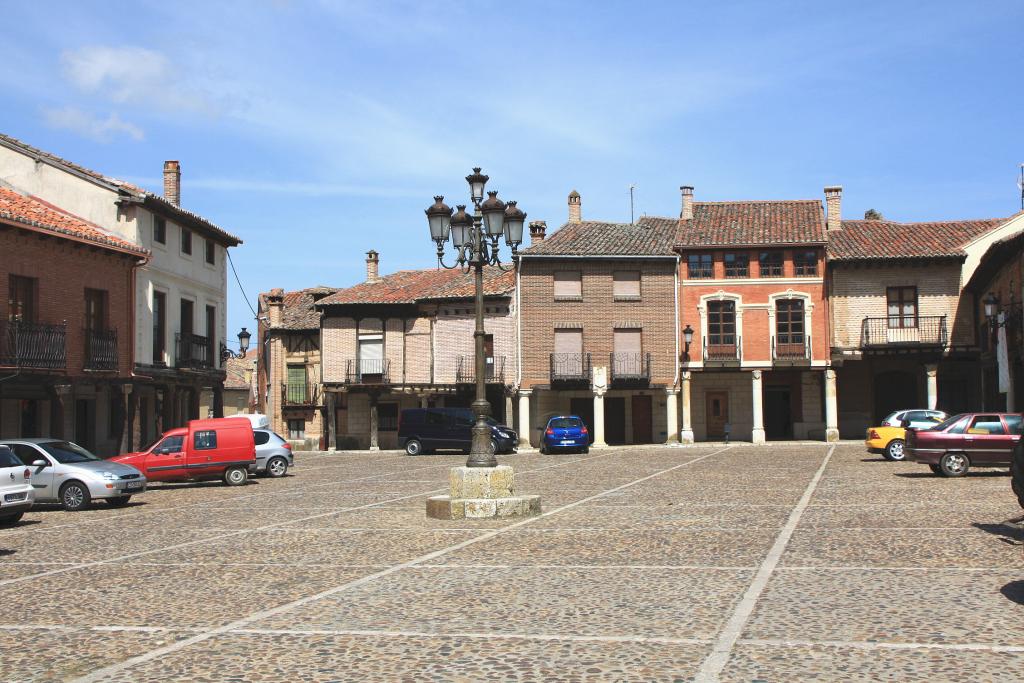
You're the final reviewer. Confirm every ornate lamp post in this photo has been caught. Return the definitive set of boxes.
[220,327,252,363]
[425,168,526,467]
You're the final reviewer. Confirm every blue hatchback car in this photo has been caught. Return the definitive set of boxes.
[541,415,589,454]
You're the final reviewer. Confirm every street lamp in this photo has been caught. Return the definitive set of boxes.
[984,293,1000,322]
[220,327,251,363]
[682,324,694,361]
[426,168,525,467]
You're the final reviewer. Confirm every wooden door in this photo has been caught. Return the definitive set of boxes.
[606,397,626,444]
[706,391,728,438]
[631,395,652,443]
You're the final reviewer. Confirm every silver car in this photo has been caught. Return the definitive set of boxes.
[0,439,147,511]
[254,429,293,478]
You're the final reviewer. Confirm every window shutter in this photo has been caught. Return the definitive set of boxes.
[613,271,640,297]
[554,271,582,298]
[613,329,642,354]
[554,329,582,354]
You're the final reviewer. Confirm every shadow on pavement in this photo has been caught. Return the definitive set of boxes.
[860,457,887,463]
[0,548,16,557]
[1000,580,1024,606]
[894,471,1009,479]
[972,522,1024,546]
[147,480,261,492]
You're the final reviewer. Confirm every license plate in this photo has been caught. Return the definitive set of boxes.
[561,440,575,445]
[4,492,26,502]
[124,481,143,489]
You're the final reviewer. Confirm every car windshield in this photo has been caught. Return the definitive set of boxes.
[550,418,582,429]
[931,414,968,432]
[40,441,101,463]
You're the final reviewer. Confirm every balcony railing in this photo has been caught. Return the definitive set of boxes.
[84,328,118,371]
[281,382,320,406]
[550,352,592,383]
[609,352,651,383]
[0,320,67,369]
[345,358,391,384]
[456,355,506,384]
[861,316,947,348]
[176,332,214,369]
[772,335,811,363]
[704,337,741,364]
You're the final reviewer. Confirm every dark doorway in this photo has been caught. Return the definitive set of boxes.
[569,397,595,444]
[74,398,95,450]
[706,391,728,438]
[764,387,792,440]
[606,397,626,444]
[20,399,39,437]
[873,370,918,422]
[631,395,652,443]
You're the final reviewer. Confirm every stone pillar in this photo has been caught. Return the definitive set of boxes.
[504,391,514,427]
[325,391,336,451]
[925,364,938,411]
[665,388,679,444]
[680,372,694,444]
[419,394,430,409]
[751,370,766,445]
[212,383,224,418]
[51,385,71,439]
[189,388,200,422]
[825,368,839,442]
[120,385,136,453]
[368,395,380,451]
[592,390,607,447]
[517,389,532,448]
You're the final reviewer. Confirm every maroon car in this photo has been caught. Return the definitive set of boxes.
[906,412,1022,477]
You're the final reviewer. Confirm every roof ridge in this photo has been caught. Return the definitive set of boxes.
[693,199,822,205]
[842,217,1007,226]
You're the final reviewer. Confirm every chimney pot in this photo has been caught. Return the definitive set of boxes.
[824,185,843,231]
[366,250,381,283]
[567,190,581,223]
[680,185,694,220]
[529,220,547,243]
[163,160,181,206]
[266,288,284,327]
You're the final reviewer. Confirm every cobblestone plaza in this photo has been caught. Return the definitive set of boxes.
[1,444,1022,682]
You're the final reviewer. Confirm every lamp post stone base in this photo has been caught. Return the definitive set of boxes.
[426,465,541,520]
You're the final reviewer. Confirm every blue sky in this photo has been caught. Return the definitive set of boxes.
[2,0,1022,343]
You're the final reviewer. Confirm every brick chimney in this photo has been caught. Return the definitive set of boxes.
[163,160,181,206]
[568,190,581,223]
[680,185,694,220]
[266,288,284,327]
[366,250,381,283]
[825,185,843,232]
[529,220,547,244]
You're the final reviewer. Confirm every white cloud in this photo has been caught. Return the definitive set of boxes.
[42,106,144,143]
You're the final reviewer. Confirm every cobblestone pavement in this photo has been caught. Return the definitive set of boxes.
[1,444,1022,682]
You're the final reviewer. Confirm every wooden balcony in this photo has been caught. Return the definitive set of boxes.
[281,382,320,406]
[861,316,947,349]
[0,321,67,370]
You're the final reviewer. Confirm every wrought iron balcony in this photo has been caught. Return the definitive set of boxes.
[281,382,320,406]
[703,337,741,365]
[772,335,811,364]
[84,328,118,371]
[175,332,214,369]
[0,320,67,370]
[861,316,947,348]
[345,358,391,384]
[550,352,591,383]
[609,352,651,384]
[456,355,506,384]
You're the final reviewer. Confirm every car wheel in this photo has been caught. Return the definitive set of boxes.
[405,439,423,456]
[0,512,24,525]
[938,452,970,477]
[883,439,906,461]
[107,496,132,507]
[929,464,943,475]
[1011,441,1024,509]
[266,457,289,478]
[223,466,248,486]
[582,446,589,454]
[60,481,91,511]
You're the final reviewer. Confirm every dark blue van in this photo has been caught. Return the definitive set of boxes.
[398,408,517,456]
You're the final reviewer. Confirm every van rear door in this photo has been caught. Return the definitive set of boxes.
[186,427,223,477]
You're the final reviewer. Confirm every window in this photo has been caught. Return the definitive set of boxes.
[1005,414,1023,435]
[613,271,641,298]
[181,228,192,255]
[759,252,783,277]
[967,415,1005,435]
[707,301,736,345]
[357,336,383,377]
[205,239,215,265]
[254,430,271,446]
[794,251,818,276]
[553,328,584,376]
[613,328,642,354]
[194,430,217,450]
[688,254,713,279]
[287,365,308,402]
[378,403,399,431]
[775,299,805,344]
[8,275,36,322]
[886,286,917,329]
[153,217,166,244]
[152,434,183,453]
[0,447,20,467]
[724,253,748,278]
[206,305,217,367]
[287,419,305,440]
[554,271,582,299]
[85,289,108,332]
[152,290,166,364]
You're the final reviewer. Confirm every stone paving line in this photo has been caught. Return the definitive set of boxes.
[69,446,733,683]
[694,444,835,683]
[0,447,625,588]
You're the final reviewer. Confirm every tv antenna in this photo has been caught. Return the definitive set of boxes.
[629,183,636,224]
[1018,164,1024,211]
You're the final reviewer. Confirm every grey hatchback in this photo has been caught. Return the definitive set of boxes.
[254,429,293,477]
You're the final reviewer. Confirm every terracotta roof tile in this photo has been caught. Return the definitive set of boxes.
[522,217,678,256]
[675,200,826,248]
[829,218,1009,262]
[260,287,336,330]
[224,350,256,390]
[317,267,514,307]
[0,186,149,256]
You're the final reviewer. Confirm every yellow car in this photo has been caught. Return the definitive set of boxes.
[866,409,947,461]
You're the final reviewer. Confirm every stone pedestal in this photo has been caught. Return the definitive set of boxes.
[426,465,541,520]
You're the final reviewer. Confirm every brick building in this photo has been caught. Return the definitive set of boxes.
[517,193,680,448]
[0,185,148,454]
[676,186,833,443]
[314,252,516,450]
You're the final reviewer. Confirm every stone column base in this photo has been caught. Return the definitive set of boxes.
[825,428,840,443]
[426,465,542,520]
[680,429,695,444]
[751,428,766,445]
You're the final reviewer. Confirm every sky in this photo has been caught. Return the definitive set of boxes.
[2,0,1023,344]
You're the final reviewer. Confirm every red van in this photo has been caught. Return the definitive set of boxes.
[112,417,257,486]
